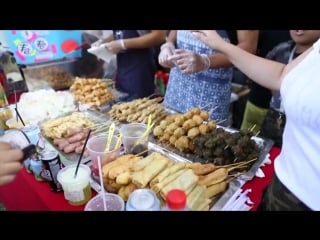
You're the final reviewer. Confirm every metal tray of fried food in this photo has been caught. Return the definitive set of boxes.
[39,110,120,166]
[148,142,240,210]
[149,125,274,182]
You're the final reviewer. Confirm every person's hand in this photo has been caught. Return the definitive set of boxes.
[0,142,24,186]
[91,39,103,48]
[168,49,210,74]
[158,42,176,68]
[104,39,126,54]
[191,30,225,50]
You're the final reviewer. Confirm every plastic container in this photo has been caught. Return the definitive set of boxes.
[119,123,148,156]
[163,189,190,211]
[84,193,125,211]
[126,189,161,211]
[86,133,121,177]
[57,164,92,206]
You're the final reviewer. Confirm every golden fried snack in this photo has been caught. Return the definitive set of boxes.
[102,154,137,180]
[175,136,189,151]
[182,119,197,131]
[151,169,186,194]
[160,169,199,199]
[190,163,217,176]
[197,199,211,211]
[108,156,139,180]
[117,186,127,201]
[192,115,204,126]
[123,183,138,201]
[104,178,122,193]
[129,154,155,172]
[149,161,185,187]
[190,107,201,115]
[186,184,208,210]
[205,180,228,198]
[187,127,200,139]
[198,167,228,187]
[131,153,170,188]
[70,77,114,107]
[199,111,209,121]
[115,171,131,185]
[198,124,210,135]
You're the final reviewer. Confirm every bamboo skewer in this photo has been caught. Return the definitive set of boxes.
[217,119,227,125]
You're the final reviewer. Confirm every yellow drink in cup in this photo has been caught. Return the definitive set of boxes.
[57,164,92,206]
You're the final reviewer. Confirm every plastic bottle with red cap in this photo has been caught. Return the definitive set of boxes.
[163,189,190,211]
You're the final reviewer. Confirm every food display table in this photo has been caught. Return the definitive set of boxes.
[0,147,280,211]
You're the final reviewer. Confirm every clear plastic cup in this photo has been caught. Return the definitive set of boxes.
[22,124,41,145]
[86,134,121,176]
[84,193,125,211]
[57,164,92,206]
[119,123,148,155]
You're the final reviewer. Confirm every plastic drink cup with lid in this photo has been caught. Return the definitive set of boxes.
[84,193,125,211]
[57,163,92,206]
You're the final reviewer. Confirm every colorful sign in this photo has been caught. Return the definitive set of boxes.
[5,30,82,65]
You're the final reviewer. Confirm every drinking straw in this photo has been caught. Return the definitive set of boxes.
[105,123,115,152]
[74,129,91,178]
[130,122,155,152]
[115,133,123,149]
[147,114,152,129]
[97,156,107,211]
[14,107,25,126]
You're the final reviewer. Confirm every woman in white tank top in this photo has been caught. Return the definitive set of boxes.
[193,30,320,211]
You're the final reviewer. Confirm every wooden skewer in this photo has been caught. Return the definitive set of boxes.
[200,103,213,110]
[249,124,256,132]
[217,157,258,169]
[217,119,227,125]
[227,158,258,172]
[208,106,218,114]
[134,148,149,157]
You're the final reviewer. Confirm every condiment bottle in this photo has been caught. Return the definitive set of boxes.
[163,189,190,211]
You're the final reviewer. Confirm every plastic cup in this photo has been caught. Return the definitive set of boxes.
[22,124,41,145]
[119,123,148,155]
[57,164,92,206]
[86,134,121,176]
[84,193,125,211]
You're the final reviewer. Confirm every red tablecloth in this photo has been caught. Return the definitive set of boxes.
[0,167,97,211]
[242,146,281,211]
[0,147,281,211]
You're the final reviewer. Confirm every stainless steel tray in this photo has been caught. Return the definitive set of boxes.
[148,126,274,210]
[39,110,120,166]
[149,126,274,181]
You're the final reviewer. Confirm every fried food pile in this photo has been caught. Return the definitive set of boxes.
[41,112,94,139]
[108,97,168,125]
[24,66,74,90]
[193,128,261,166]
[153,107,216,152]
[102,151,254,210]
[70,77,114,107]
